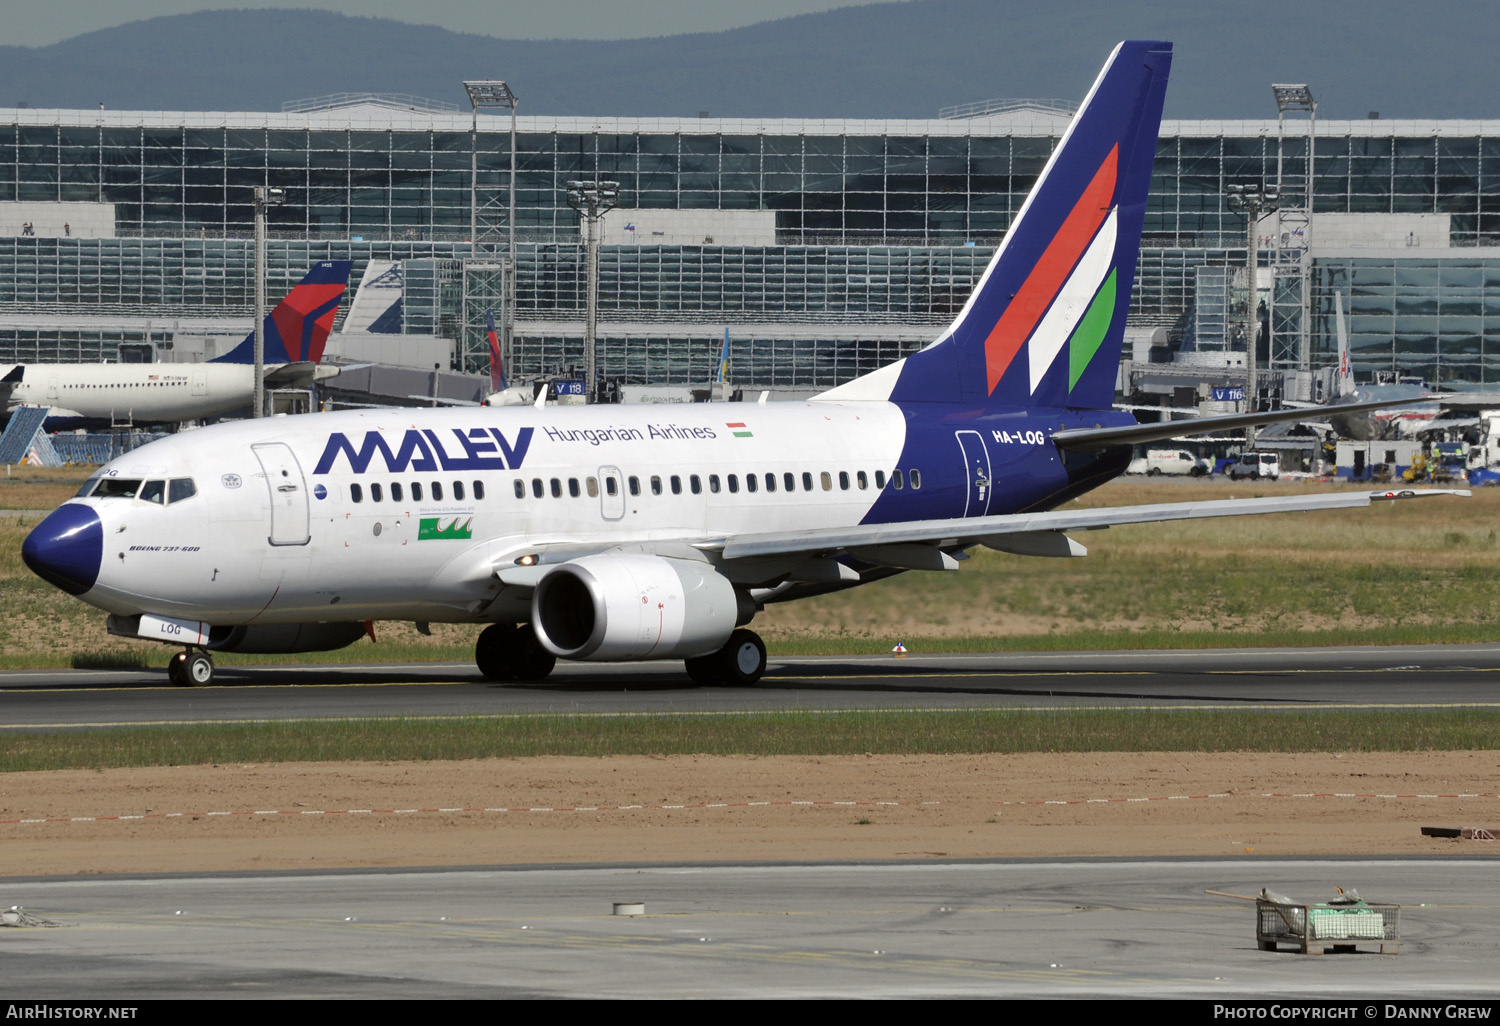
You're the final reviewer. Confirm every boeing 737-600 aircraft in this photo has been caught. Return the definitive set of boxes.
[1,261,351,431]
[21,42,1460,687]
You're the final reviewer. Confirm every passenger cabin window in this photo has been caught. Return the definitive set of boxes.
[670,475,682,495]
[764,473,776,493]
[784,472,795,492]
[650,476,663,496]
[167,479,196,504]
[910,469,922,489]
[585,477,598,498]
[473,481,485,501]
[820,472,832,491]
[604,477,618,496]
[629,476,641,496]
[708,474,721,493]
[532,478,544,498]
[568,478,580,498]
[727,474,739,493]
[432,482,444,501]
[454,481,465,501]
[746,474,757,493]
[351,483,364,503]
[391,482,403,502]
[690,474,702,494]
[838,471,849,490]
[514,480,525,499]
[893,470,904,490]
[857,471,867,489]
[550,478,562,498]
[801,472,813,491]
[139,480,166,504]
[371,483,383,502]
[875,470,886,489]
[411,482,423,502]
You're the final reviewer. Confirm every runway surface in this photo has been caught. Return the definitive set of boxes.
[4,644,1500,728]
[5,858,1500,999]
[6,647,1500,998]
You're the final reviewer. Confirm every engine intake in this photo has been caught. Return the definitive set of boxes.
[531,554,739,661]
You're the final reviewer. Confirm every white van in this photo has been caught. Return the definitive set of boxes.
[1228,451,1281,480]
[1127,449,1211,477]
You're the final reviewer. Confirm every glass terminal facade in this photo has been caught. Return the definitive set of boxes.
[4,103,1500,389]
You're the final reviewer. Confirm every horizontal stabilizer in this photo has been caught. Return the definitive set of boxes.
[1051,394,1440,452]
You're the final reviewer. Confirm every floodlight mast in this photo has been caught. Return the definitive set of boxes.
[465,80,519,376]
[251,185,284,418]
[1227,183,1280,446]
[566,181,620,403]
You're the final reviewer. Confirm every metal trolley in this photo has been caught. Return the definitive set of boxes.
[1256,899,1401,955]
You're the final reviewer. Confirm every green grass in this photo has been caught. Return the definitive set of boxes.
[4,708,1499,772]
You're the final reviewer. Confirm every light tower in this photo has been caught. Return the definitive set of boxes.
[565,180,620,403]
[251,185,284,418]
[1227,183,1280,446]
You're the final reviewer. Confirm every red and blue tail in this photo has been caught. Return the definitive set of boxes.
[211,260,353,365]
[859,41,1170,412]
[486,308,507,391]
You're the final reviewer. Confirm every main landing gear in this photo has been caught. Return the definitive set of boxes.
[167,648,214,687]
[684,628,767,686]
[474,623,557,682]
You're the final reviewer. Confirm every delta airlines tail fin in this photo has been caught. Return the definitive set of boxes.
[211,260,353,365]
[818,41,1171,412]
[486,308,507,392]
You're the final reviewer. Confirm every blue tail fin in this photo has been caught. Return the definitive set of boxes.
[823,41,1171,412]
[211,261,353,365]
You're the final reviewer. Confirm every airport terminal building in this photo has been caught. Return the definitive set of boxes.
[4,94,1500,399]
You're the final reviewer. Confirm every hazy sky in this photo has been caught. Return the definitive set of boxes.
[8,1,888,46]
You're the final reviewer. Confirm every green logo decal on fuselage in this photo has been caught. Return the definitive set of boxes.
[418,516,473,540]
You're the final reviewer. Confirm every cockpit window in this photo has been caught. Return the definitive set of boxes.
[74,474,105,498]
[139,480,166,504]
[92,478,142,499]
[168,479,196,504]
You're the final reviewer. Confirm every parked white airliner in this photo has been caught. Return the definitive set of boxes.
[1,262,351,431]
[22,43,1462,687]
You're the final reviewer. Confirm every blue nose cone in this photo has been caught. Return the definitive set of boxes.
[22,504,103,596]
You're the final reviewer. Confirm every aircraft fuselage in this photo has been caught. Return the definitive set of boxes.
[37,401,1132,626]
[3,362,263,430]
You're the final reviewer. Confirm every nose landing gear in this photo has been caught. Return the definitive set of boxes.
[167,649,215,687]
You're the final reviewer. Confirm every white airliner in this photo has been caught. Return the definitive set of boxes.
[21,43,1463,687]
[0,262,351,431]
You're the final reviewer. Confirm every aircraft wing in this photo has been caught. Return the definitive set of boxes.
[1053,394,1436,452]
[708,488,1468,564]
[485,488,1468,589]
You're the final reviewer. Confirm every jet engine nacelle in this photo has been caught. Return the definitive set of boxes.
[531,554,740,661]
[205,622,367,654]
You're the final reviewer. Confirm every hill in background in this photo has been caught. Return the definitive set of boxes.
[0,0,1497,120]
